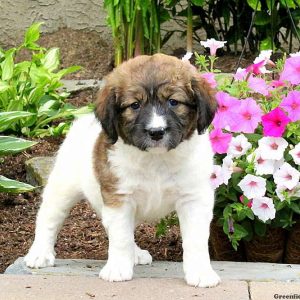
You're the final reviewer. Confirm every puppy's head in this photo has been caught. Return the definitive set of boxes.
[95,54,217,151]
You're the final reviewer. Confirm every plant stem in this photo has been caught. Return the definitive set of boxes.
[187,1,193,53]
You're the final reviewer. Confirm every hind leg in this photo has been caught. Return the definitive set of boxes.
[24,182,81,268]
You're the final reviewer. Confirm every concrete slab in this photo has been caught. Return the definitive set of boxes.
[5,258,300,282]
[250,281,300,300]
[0,275,250,300]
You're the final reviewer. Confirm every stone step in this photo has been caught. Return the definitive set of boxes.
[5,257,300,282]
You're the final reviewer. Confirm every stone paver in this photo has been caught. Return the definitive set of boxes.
[250,281,300,300]
[5,258,300,283]
[0,275,249,300]
[60,79,103,93]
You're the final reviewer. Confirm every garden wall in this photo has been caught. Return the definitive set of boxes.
[0,0,187,53]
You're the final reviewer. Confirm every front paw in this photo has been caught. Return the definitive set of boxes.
[185,268,221,288]
[24,244,55,269]
[99,259,133,282]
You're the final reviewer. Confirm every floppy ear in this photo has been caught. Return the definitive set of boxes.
[94,85,119,144]
[192,75,217,134]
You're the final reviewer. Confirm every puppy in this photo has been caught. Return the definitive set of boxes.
[25,54,220,287]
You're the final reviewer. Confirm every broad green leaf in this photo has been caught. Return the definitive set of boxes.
[41,48,60,72]
[247,0,261,10]
[260,37,273,50]
[0,136,37,156]
[0,81,10,92]
[55,65,81,79]
[24,22,43,46]
[254,11,271,26]
[0,111,34,132]
[0,175,35,193]
[1,52,14,81]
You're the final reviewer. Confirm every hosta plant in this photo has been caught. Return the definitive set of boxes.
[0,22,92,138]
[0,135,36,193]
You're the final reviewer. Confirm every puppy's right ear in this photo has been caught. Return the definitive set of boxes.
[94,85,119,144]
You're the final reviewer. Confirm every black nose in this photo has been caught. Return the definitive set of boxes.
[148,127,166,141]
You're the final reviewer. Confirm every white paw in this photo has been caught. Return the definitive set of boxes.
[99,260,133,282]
[185,268,221,288]
[134,246,152,265]
[24,244,55,269]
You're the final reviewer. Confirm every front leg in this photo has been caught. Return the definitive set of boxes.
[176,187,221,288]
[99,202,135,282]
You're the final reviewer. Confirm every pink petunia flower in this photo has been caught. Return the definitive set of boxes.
[230,98,262,133]
[280,90,300,122]
[246,60,265,75]
[210,165,224,189]
[280,56,300,85]
[251,197,276,222]
[201,72,217,88]
[258,137,288,160]
[248,76,269,96]
[209,128,232,154]
[238,174,266,199]
[234,68,247,81]
[273,162,300,190]
[200,38,227,56]
[212,92,240,130]
[289,143,300,165]
[261,107,291,137]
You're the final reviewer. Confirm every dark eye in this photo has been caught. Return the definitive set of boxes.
[168,99,179,107]
[130,102,141,110]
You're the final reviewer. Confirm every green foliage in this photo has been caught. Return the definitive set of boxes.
[103,0,173,65]
[0,23,92,138]
[0,135,37,193]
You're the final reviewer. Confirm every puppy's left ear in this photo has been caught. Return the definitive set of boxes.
[192,74,217,134]
[94,84,119,144]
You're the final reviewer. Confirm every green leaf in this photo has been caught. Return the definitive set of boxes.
[1,52,14,81]
[247,0,261,10]
[0,81,10,92]
[254,11,271,26]
[254,219,267,236]
[0,175,35,193]
[260,37,273,51]
[0,111,35,132]
[191,0,205,6]
[56,65,81,79]
[41,48,60,72]
[0,136,37,156]
[24,22,43,46]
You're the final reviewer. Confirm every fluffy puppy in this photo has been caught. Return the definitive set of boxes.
[25,54,220,287]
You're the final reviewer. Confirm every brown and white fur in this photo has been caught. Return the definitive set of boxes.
[24,54,220,287]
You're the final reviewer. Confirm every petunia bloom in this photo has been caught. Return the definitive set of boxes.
[209,128,232,154]
[248,76,269,96]
[222,155,234,185]
[210,165,224,189]
[246,60,265,75]
[261,107,291,137]
[258,136,288,160]
[200,38,227,56]
[230,97,262,133]
[280,56,300,85]
[289,143,300,165]
[253,50,274,74]
[227,134,252,158]
[273,162,300,190]
[247,149,276,176]
[280,90,300,122]
[251,197,276,222]
[201,72,217,88]
[275,183,300,202]
[212,92,240,130]
[234,68,247,81]
[238,174,266,199]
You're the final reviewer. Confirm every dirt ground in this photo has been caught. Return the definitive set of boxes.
[0,28,255,274]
